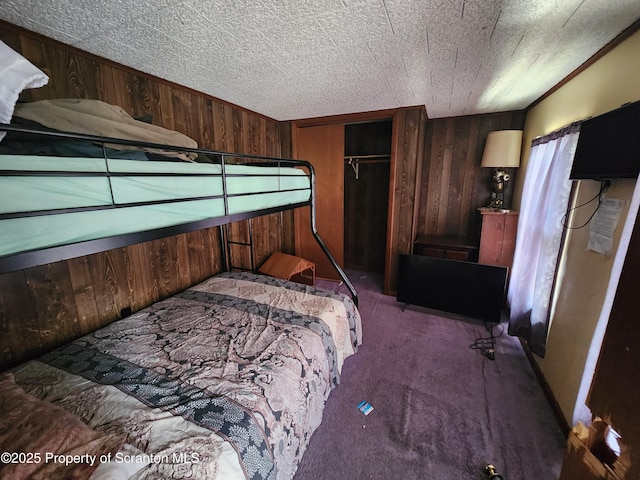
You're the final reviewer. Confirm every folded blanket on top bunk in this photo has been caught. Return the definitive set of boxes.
[11,99,199,161]
[1,271,362,480]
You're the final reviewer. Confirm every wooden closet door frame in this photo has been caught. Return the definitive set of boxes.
[292,109,398,287]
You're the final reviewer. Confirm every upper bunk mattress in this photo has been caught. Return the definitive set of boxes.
[0,153,311,260]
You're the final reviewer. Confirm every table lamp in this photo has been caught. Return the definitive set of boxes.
[481,130,523,209]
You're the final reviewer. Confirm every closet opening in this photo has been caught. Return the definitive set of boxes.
[344,120,392,273]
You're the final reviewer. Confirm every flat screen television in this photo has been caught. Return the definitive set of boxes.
[397,254,507,324]
[570,100,640,180]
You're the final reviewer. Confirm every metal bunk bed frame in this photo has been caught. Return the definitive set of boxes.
[0,124,358,306]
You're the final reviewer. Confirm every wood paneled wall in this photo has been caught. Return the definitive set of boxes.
[0,230,222,368]
[385,107,427,293]
[417,111,526,244]
[0,22,292,370]
[386,109,526,294]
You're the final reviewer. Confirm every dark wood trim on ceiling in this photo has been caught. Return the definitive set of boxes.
[292,107,420,128]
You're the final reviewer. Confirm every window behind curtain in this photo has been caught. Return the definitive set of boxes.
[507,124,580,357]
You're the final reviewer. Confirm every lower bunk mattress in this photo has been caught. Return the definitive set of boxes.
[0,271,362,480]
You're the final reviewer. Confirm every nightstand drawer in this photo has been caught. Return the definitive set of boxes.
[413,235,478,262]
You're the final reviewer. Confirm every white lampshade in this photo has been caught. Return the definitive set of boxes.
[481,130,523,168]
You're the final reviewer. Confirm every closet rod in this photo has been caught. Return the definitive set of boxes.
[344,154,391,163]
[345,154,390,180]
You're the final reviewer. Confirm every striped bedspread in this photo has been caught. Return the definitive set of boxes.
[10,272,362,480]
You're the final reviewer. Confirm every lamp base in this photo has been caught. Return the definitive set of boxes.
[487,196,505,209]
[487,168,510,210]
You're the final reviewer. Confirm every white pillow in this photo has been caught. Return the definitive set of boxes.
[0,41,49,140]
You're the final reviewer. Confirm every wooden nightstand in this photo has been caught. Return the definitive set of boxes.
[478,208,519,268]
[413,234,479,262]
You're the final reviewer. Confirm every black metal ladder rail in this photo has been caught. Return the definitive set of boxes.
[222,219,255,273]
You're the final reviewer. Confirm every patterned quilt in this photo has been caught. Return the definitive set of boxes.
[10,272,362,480]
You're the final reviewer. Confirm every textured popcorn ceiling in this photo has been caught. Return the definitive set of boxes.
[2,0,639,120]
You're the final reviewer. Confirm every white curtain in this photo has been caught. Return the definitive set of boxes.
[508,124,580,357]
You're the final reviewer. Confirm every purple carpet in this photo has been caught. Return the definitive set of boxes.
[293,271,566,480]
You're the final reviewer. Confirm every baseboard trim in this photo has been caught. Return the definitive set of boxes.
[519,338,571,437]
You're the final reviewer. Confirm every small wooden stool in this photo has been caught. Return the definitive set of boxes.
[258,252,315,286]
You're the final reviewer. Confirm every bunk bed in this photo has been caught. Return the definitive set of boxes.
[0,121,361,480]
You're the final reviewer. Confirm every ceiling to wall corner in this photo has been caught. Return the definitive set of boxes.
[2,0,639,121]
